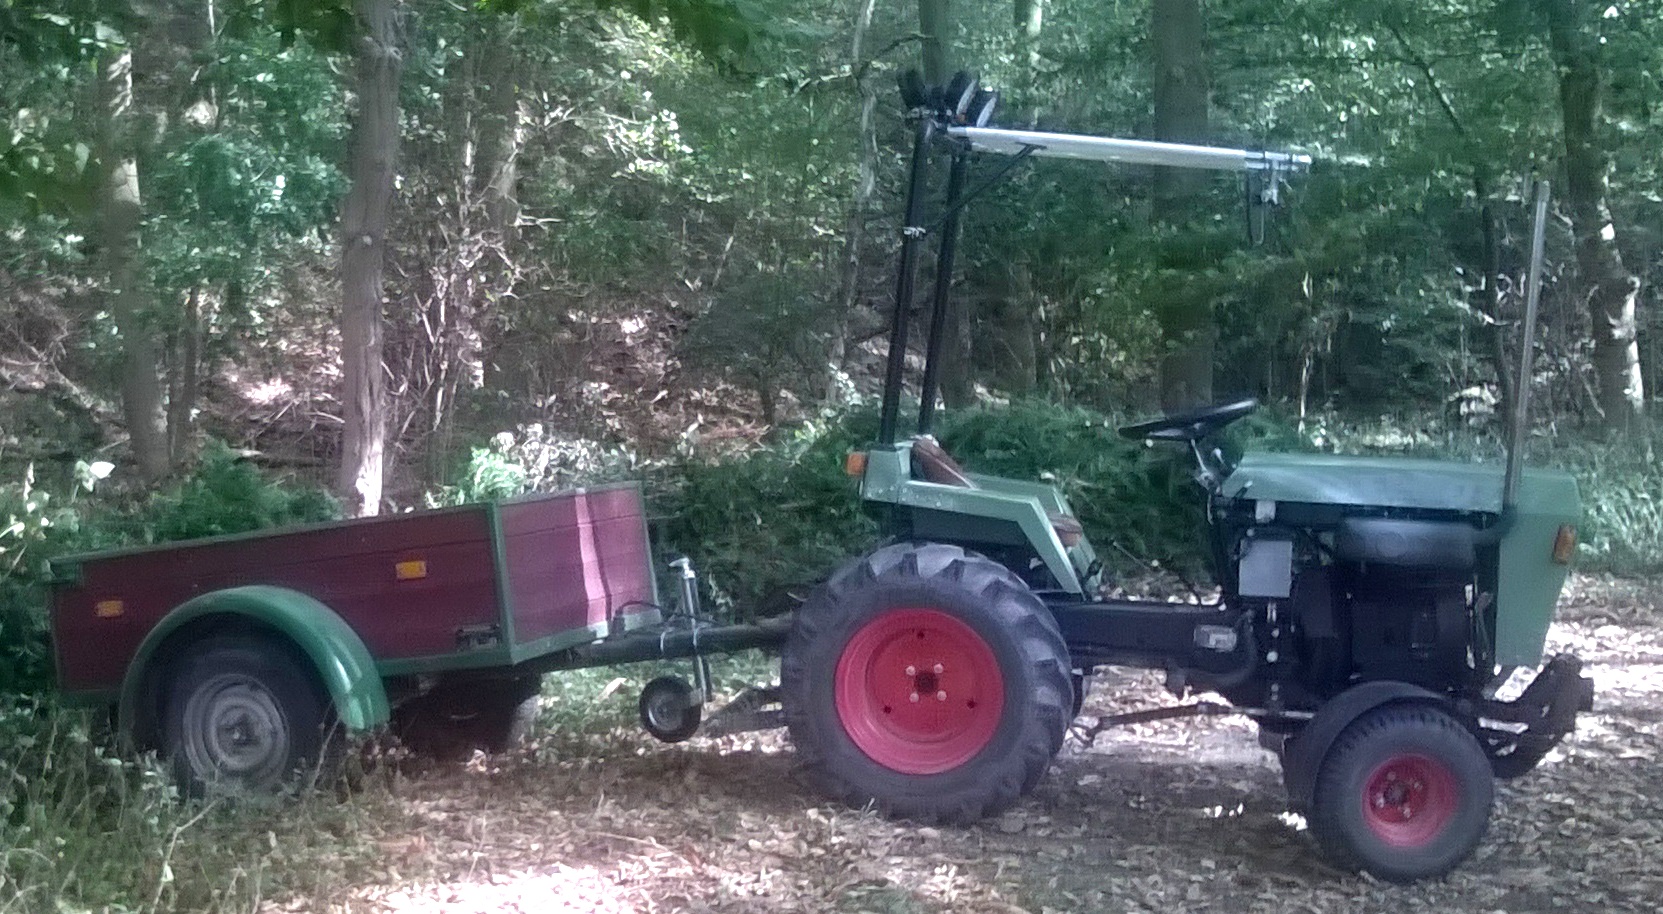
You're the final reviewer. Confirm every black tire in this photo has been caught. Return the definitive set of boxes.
[639,675,702,743]
[163,636,339,797]
[1309,704,1494,882]
[393,674,542,759]
[781,543,1072,825]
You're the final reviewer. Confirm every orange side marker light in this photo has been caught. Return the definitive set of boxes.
[1551,525,1577,565]
[95,599,125,619]
[395,559,429,581]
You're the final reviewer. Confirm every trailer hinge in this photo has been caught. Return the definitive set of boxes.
[456,624,502,652]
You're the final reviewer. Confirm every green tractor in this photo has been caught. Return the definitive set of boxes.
[779,72,1591,882]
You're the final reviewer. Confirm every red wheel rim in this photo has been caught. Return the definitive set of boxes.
[834,608,1005,775]
[1361,753,1460,847]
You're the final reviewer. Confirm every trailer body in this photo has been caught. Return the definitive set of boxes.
[49,485,661,743]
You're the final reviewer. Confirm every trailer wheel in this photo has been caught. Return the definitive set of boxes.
[393,675,542,759]
[782,543,1071,824]
[639,676,702,743]
[1309,704,1494,882]
[164,636,338,796]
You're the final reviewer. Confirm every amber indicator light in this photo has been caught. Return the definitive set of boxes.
[94,599,125,619]
[395,559,429,581]
[1552,525,1577,565]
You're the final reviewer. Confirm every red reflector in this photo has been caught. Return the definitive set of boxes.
[845,452,868,478]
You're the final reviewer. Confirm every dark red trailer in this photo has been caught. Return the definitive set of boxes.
[48,484,784,793]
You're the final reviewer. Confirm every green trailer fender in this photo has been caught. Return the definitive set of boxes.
[119,585,391,741]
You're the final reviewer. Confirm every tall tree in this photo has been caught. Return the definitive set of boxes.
[1537,0,1646,430]
[96,32,171,479]
[337,0,404,515]
[1151,0,1212,411]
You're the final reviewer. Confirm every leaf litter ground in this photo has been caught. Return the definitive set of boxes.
[272,574,1663,914]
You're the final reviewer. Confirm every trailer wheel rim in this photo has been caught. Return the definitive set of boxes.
[1361,753,1459,847]
[180,673,292,787]
[834,608,1004,774]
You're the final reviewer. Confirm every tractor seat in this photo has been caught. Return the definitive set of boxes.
[910,436,1084,547]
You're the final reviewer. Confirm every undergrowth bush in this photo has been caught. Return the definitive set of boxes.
[655,412,883,616]
[1530,433,1661,574]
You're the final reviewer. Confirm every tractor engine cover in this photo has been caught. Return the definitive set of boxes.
[1344,564,1471,689]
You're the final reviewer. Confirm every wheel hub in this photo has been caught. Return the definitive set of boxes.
[185,675,291,782]
[1362,753,1458,847]
[835,608,1004,775]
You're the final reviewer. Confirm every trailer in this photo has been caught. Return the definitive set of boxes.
[48,484,783,793]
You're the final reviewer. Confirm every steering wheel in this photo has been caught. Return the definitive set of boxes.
[1117,398,1259,443]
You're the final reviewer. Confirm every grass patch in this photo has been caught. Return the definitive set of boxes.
[0,697,386,913]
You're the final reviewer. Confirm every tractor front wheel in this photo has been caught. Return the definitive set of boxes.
[781,543,1071,824]
[1309,704,1494,882]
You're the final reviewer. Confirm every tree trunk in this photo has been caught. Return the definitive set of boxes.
[1539,0,1645,431]
[1151,0,1212,411]
[337,0,404,516]
[917,0,950,85]
[915,0,974,407]
[1013,0,1043,123]
[475,18,523,245]
[829,0,880,395]
[97,45,171,481]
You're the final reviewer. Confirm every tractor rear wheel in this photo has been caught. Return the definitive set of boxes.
[1309,704,1494,882]
[781,543,1071,824]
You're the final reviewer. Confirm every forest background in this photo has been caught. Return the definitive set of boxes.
[1,0,1661,909]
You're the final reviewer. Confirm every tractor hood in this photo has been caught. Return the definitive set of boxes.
[1224,451,1580,668]
[1222,452,1572,515]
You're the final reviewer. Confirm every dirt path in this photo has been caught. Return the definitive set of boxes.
[300,575,1663,914]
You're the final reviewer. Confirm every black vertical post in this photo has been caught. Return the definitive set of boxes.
[917,148,970,436]
[878,117,937,445]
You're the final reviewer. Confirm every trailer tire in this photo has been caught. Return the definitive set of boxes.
[1309,704,1494,883]
[782,543,1071,825]
[639,676,702,743]
[393,675,542,759]
[164,636,340,797]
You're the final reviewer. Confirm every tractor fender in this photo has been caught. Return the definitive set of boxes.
[119,585,390,747]
[1281,680,1447,813]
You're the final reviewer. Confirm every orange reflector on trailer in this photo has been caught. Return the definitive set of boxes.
[1552,525,1577,565]
[395,559,429,581]
[94,599,124,619]
[844,451,868,478]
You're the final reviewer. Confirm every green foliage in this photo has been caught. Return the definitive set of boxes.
[1551,438,1663,574]
[938,401,1212,574]
[431,424,643,507]
[682,268,838,421]
[0,696,381,912]
[142,444,340,543]
[655,411,881,617]
[0,462,105,694]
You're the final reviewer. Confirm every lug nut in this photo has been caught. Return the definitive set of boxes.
[905,665,917,676]
[909,692,920,703]
[936,690,947,701]
[933,664,944,674]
